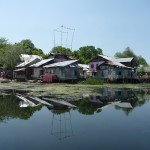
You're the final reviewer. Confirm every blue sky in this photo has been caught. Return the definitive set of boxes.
[0,0,150,64]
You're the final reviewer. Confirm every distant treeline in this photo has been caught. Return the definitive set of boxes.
[0,37,148,69]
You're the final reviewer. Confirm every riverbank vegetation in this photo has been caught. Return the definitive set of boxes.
[0,82,150,101]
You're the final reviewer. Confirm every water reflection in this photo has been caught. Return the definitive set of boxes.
[0,88,150,149]
[0,88,150,122]
[0,95,42,122]
[74,88,150,115]
[51,110,74,140]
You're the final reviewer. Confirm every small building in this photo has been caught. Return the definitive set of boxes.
[89,55,138,77]
[29,58,54,79]
[14,54,42,81]
[96,61,137,83]
[43,60,79,82]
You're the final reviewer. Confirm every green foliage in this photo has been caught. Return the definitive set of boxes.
[75,98,102,115]
[50,46,72,55]
[136,56,148,66]
[0,95,42,122]
[0,37,8,49]
[114,47,148,66]
[18,39,35,54]
[81,77,103,85]
[0,43,27,69]
[0,38,45,69]
[73,46,103,64]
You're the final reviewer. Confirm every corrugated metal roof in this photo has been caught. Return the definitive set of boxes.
[98,55,134,63]
[98,55,115,61]
[115,57,133,63]
[16,58,41,67]
[105,61,132,69]
[29,58,54,67]
[20,54,42,62]
[14,68,26,72]
[44,60,78,68]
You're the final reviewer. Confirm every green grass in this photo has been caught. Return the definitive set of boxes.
[81,77,104,85]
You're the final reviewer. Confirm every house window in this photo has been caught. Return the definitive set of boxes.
[91,64,94,68]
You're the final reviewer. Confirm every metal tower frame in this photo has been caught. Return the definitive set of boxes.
[53,25,75,50]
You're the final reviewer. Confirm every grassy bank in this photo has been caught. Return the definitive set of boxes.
[0,81,150,101]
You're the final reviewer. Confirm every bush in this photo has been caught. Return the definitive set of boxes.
[81,77,103,85]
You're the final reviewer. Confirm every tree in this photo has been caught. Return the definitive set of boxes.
[16,39,46,58]
[73,46,103,64]
[0,38,9,67]
[114,47,148,66]
[0,37,8,49]
[17,39,35,54]
[0,44,24,69]
[50,46,72,55]
[0,38,46,69]
[136,56,148,66]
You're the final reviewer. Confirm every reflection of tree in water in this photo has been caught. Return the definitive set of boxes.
[75,98,103,115]
[51,109,74,140]
[0,95,42,122]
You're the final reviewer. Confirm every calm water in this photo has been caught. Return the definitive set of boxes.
[0,88,150,150]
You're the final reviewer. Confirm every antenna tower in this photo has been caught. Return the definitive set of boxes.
[53,25,75,51]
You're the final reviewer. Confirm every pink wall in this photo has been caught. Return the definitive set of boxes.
[88,61,104,76]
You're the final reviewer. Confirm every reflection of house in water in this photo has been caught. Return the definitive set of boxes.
[100,88,136,101]
[16,95,41,108]
[81,88,138,115]
[50,109,74,140]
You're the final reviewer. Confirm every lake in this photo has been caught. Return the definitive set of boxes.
[0,87,150,150]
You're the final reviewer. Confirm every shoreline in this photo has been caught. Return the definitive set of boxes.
[0,81,150,101]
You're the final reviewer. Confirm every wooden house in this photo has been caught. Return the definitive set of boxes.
[14,54,42,81]
[29,58,54,79]
[96,61,137,83]
[89,55,138,77]
[43,60,79,82]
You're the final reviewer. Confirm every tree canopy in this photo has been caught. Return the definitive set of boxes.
[0,37,148,70]
[114,47,148,66]
[50,46,72,55]
[0,38,46,69]
[73,46,103,64]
